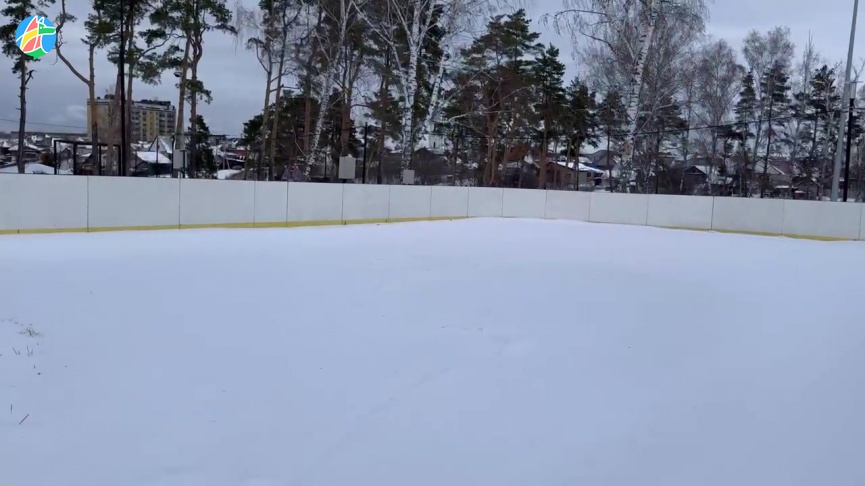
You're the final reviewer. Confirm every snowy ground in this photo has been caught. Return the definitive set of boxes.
[2,218,865,486]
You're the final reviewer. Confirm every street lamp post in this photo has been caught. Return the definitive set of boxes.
[844,83,858,202]
[118,0,128,176]
[831,0,860,201]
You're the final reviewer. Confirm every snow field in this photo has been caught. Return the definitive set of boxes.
[1,218,865,486]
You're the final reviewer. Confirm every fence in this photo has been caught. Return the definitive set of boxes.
[0,174,863,240]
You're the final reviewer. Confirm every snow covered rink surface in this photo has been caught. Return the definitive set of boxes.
[2,218,865,486]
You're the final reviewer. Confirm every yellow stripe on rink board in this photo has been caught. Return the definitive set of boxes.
[0,217,857,242]
[17,227,88,235]
[0,217,468,236]
[659,226,853,242]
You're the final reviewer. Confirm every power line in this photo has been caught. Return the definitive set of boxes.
[0,119,89,130]
[0,118,244,138]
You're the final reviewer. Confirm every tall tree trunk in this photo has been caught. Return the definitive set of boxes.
[618,1,658,191]
[87,44,99,174]
[269,78,284,181]
[338,46,351,157]
[268,31,288,181]
[189,54,200,178]
[257,65,274,180]
[174,37,191,172]
[398,4,424,171]
[539,115,550,189]
[306,69,335,175]
[375,51,391,184]
[760,98,776,198]
[126,63,134,175]
[123,9,135,175]
[106,77,123,175]
[16,54,28,174]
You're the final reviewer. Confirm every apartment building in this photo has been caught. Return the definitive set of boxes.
[88,95,177,143]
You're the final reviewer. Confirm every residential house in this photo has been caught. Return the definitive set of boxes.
[584,149,620,170]
[533,155,605,190]
[131,151,173,177]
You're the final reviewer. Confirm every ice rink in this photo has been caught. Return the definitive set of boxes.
[2,218,864,486]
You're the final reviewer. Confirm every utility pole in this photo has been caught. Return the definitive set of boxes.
[832,0,859,201]
[361,124,368,184]
[844,85,857,202]
[118,0,128,176]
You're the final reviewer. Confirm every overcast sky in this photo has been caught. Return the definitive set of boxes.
[0,0,861,136]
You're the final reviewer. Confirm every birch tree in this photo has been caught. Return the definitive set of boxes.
[305,0,355,173]
[354,0,478,170]
[694,39,742,190]
[548,0,707,191]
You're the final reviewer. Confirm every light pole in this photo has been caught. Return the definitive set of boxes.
[831,0,860,201]
[118,0,128,176]
[844,82,858,202]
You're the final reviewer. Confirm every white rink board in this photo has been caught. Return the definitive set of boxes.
[0,175,18,231]
[861,205,865,240]
[590,192,649,226]
[782,200,862,240]
[544,191,591,221]
[287,182,343,222]
[647,195,714,230]
[1,174,88,231]
[180,179,255,226]
[467,187,503,217]
[343,184,390,221]
[502,188,546,219]
[711,197,784,234]
[430,186,469,218]
[88,176,180,229]
[389,185,431,220]
[254,181,288,224]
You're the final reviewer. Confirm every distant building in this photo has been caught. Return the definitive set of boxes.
[88,95,177,143]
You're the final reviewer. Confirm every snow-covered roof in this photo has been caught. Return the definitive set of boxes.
[549,156,606,174]
[0,163,73,175]
[5,142,42,152]
[217,169,241,180]
[135,151,172,165]
[146,136,173,155]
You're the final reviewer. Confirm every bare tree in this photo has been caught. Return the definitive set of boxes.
[354,0,482,171]
[547,0,707,191]
[693,38,742,192]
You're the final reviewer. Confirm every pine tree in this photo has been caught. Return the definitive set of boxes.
[596,89,627,191]
[758,61,791,197]
[1,0,55,173]
[54,0,112,170]
[805,65,842,188]
[562,77,599,189]
[732,71,757,195]
[187,115,216,178]
[460,9,542,185]
[532,43,567,188]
